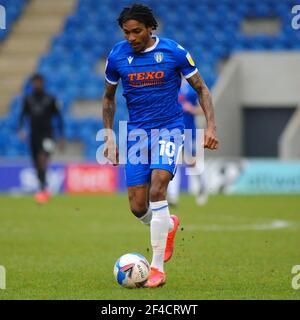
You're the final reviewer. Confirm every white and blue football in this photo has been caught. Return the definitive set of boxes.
[113,253,150,288]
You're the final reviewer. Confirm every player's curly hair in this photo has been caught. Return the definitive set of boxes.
[117,3,158,30]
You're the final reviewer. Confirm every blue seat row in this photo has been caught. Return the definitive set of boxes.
[0,0,299,158]
[0,0,27,42]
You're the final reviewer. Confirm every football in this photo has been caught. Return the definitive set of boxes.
[113,253,150,288]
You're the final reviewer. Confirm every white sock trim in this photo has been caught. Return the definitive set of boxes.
[149,200,171,272]
[149,201,174,231]
[150,200,168,212]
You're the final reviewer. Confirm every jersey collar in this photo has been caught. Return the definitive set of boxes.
[141,36,159,53]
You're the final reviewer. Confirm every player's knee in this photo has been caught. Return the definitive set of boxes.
[130,203,148,218]
[149,185,167,202]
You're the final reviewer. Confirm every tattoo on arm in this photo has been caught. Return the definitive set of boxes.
[187,72,216,129]
[102,81,117,130]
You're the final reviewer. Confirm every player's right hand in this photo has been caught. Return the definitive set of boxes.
[204,126,219,150]
[103,141,119,166]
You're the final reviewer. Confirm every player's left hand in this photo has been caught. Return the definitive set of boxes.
[204,127,219,150]
[103,141,119,166]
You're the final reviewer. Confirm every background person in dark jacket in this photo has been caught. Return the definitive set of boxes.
[18,74,64,203]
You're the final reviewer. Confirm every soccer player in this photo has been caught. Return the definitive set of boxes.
[167,79,209,207]
[18,74,64,203]
[102,4,218,287]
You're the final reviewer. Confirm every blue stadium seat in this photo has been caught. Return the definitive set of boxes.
[0,0,27,42]
[1,0,299,158]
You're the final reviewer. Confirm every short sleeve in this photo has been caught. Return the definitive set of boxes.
[105,50,120,85]
[175,44,198,79]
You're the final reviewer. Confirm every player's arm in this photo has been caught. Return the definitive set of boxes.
[51,98,65,150]
[52,98,64,137]
[18,97,29,140]
[187,72,219,150]
[103,80,117,132]
[102,80,119,164]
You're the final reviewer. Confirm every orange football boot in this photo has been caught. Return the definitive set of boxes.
[164,215,180,262]
[144,267,166,288]
[34,190,50,204]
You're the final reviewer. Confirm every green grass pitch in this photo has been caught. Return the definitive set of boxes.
[0,194,299,300]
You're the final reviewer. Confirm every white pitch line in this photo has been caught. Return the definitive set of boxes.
[185,220,295,232]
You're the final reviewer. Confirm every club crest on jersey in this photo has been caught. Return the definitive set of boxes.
[154,52,163,63]
[127,56,134,64]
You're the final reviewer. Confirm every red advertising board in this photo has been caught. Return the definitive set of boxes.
[65,164,117,193]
